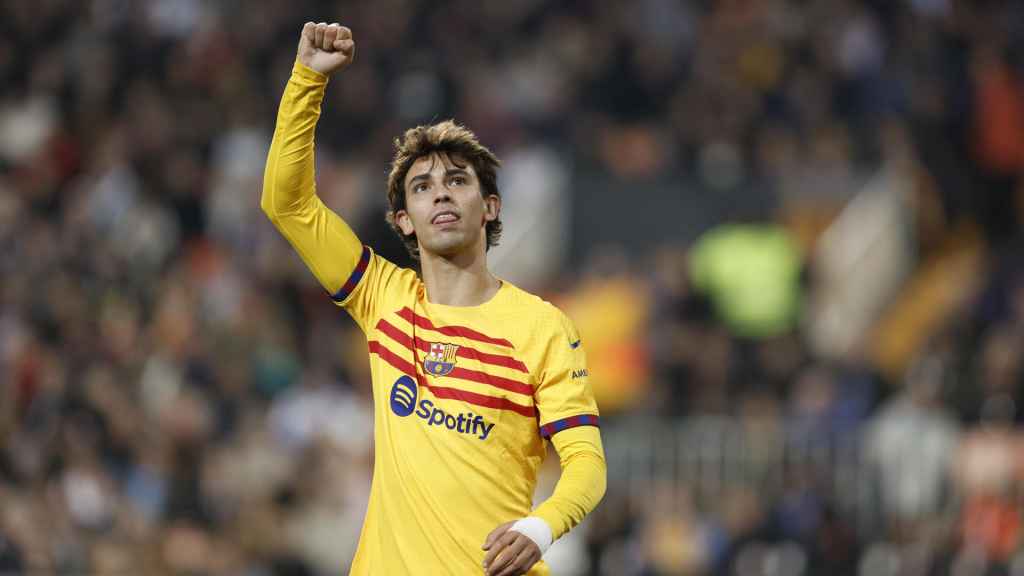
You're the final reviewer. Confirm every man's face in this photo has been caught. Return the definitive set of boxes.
[396,152,499,259]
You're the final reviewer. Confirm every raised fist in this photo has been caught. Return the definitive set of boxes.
[297,22,355,76]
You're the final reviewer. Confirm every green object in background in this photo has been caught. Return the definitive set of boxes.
[690,224,802,339]
[254,347,301,397]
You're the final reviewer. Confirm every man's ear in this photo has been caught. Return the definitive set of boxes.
[396,210,415,235]
[483,195,500,223]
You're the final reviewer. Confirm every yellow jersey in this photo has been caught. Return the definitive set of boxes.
[263,60,603,575]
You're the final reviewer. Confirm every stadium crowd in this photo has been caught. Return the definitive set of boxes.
[2,0,1024,574]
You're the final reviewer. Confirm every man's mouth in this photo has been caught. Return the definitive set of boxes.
[431,211,460,225]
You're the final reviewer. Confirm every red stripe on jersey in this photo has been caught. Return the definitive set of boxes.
[452,344,528,373]
[368,339,418,375]
[368,341,536,417]
[427,385,535,417]
[448,367,532,397]
[376,319,532,394]
[395,307,514,349]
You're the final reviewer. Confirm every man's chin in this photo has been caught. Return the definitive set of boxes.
[421,237,472,259]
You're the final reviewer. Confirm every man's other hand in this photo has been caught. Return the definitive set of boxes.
[482,521,542,576]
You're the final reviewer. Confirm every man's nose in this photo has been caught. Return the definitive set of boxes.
[433,186,452,203]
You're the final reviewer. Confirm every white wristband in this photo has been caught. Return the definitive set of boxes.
[509,516,553,555]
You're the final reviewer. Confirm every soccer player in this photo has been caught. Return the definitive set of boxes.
[262,22,606,575]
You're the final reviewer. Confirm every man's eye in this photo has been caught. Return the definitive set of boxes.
[451,176,466,185]
[414,183,428,193]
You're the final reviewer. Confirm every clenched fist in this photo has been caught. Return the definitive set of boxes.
[298,22,355,76]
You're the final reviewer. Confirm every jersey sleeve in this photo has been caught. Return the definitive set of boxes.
[262,60,414,333]
[531,425,606,540]
[534,310,600,438]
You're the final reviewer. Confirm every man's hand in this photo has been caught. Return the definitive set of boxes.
[297,22,355,76]
[482,521,542,576]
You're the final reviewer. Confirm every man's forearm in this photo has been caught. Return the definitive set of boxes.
[260,59,365,297]
[531,425,607,541]
[261,60,329,219]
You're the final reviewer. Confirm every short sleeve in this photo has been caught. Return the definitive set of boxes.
[333,247,418,334]
[534,311,600,439]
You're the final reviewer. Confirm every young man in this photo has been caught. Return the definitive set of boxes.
[262,22,606,575]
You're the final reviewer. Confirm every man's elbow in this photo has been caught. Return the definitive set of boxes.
[260,184,280,224]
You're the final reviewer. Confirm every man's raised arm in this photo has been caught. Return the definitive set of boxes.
[261,22,364,297]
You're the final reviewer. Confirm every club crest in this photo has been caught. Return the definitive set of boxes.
[424,342,459,377]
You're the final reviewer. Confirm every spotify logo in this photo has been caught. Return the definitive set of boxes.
[389,375,418,417]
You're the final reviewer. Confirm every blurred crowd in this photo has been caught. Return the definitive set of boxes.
[2,0,1024,575]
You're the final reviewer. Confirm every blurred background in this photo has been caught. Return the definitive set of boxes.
[2,0,1024,574]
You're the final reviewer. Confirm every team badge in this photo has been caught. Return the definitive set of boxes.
[424,342,459,377]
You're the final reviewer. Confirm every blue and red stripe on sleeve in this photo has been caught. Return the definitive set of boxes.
[539,414,600,439]
[331,245,371,302]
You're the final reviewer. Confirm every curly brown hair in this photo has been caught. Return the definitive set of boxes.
[385,120,502,261]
